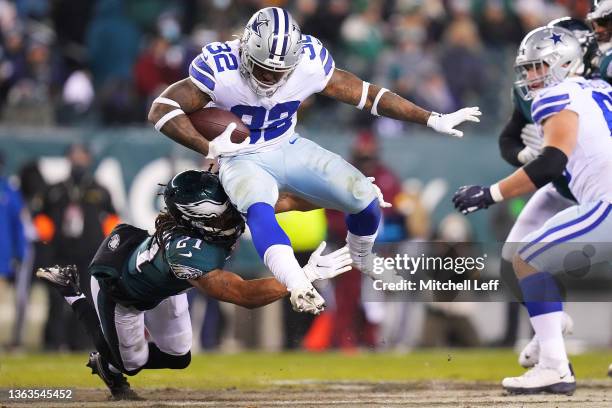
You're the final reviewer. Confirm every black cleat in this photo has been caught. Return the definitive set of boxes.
[36,265,82,297]
[86,352,142,401]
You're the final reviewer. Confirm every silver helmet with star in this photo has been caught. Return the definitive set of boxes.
[239,7,303,97]
[514,26,583,100]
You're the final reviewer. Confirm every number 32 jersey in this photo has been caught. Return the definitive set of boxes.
[189,36,335,154]
[531,77,612,204]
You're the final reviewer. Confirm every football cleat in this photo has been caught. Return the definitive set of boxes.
[502,363,576,395]
[36,265,82,297]
[86,352,141,401]
[608,363,612,378]
[518,312,574,368]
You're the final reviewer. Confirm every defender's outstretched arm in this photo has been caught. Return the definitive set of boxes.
[189,269,289,309]
[147,79,212,156]
[320,68,481,137]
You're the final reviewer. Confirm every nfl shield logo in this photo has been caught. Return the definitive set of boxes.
[108,234,120,251]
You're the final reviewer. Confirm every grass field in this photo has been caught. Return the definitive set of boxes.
[1,350,612,407]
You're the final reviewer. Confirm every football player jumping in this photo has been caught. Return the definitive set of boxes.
[148,7,481,311]
[454,26,612,395]
[37,170,352,400]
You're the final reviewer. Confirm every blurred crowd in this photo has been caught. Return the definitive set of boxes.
[0,0,592,130]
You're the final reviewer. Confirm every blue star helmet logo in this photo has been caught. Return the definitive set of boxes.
[251,13,269,37]
[550,33,563,45]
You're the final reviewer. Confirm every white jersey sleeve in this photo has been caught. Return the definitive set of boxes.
[530,82,581,125]
[298,35,335,93]
[188,46,221,101]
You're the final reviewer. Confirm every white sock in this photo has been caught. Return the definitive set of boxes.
[530,311,569,371]
[346,231,378,271]
[64,294,86,306]
[263,245,311,290]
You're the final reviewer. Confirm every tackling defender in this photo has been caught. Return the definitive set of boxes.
[38,170,352,400]
[148,7,481,310]
[497,17,598,370]
[453,26,612,394]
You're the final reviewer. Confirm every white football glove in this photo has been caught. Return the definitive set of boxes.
[517,146,540,164]
[367,177,392,208]
[205,122,250,159]
[303,242,353,282]
[520,123,542,152]
[289,284,325,315]
[427,107,481,137]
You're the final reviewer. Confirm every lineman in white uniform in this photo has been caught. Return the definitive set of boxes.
[148,7,481,314]
[454,26,612,394]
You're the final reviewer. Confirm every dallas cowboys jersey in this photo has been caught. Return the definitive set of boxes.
[118,234,229,310]
[531,76,612,204]
[189,36,335,154]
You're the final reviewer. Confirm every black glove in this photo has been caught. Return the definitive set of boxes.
[452,185,495,214]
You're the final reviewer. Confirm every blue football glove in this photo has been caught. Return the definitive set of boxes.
[452,185,495,214]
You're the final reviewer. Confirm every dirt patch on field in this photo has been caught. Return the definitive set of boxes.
[2,381,612,408]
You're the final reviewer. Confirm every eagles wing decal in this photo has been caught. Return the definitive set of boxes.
[175,199,228,218]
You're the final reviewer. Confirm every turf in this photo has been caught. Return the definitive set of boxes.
[1,350,611,390]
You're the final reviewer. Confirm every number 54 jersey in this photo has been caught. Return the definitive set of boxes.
[188,36,335,154]
[531,77,612,204]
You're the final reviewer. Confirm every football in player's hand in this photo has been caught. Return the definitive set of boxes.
[188,107,250,143]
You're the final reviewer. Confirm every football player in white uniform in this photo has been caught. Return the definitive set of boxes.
[454,26,612,395]
[148,7,481,314]
[498,17,599,371]
[588,0,612,379]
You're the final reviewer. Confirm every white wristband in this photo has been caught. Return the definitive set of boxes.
[153,97,181,108]
[370,88,388,116]
[490,183,504,203]
[154,109,184,131]
[356,81,370,110]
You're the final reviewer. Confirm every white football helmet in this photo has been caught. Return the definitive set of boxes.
[514,27,583,100]
[239,7,303,97]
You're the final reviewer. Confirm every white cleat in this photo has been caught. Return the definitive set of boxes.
[502,363,576,395]
[518,312,574,368]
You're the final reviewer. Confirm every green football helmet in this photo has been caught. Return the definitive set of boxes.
[163,170,244,246]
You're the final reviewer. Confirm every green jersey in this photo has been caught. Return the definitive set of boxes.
[118,234,230,310]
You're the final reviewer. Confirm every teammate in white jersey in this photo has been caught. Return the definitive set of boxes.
[148,7,481,314]
[454,26,612,395]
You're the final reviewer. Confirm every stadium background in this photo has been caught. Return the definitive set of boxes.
[1,0,612,399]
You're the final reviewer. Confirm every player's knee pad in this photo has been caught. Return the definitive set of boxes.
[247,202,291,258]
[120,347,149,374]
[346,198,381,236]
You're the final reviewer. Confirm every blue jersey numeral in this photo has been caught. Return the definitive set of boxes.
[206,42,238,72]
[231,102,300,143]
[592,91,612,134]
[301,35,318,60]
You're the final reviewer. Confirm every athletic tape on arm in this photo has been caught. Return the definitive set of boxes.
[371,88,389,116]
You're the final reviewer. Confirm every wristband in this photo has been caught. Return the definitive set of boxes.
[490,183,504,202]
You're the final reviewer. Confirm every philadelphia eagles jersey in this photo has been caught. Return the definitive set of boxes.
[119,234,230,310]
[188,35,335,155]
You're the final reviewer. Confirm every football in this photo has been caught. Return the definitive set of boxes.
[188,107,250,143]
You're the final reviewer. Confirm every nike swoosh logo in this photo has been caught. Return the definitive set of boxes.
[473,191,484,198]
[289,138,298,144]
[179,252,193,258]
[316,264,325,268]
